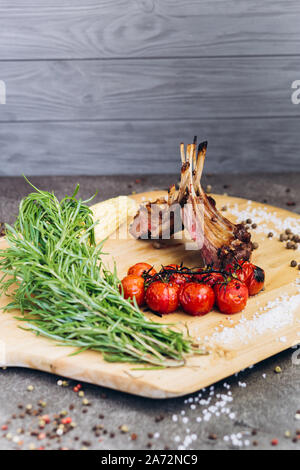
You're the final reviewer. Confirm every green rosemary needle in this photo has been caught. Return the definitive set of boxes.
[0,181,203,367]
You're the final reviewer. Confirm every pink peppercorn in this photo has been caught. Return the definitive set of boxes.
[61,417,72,425]
[41,415,50,424]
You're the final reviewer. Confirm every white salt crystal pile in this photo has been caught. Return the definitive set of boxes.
[227,200,300,239]
[210,293,300,346]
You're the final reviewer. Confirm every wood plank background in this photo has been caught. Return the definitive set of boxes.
[1,1,300,59]
[0,1,299,175]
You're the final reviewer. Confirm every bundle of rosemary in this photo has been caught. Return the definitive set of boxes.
[0,182,201,367]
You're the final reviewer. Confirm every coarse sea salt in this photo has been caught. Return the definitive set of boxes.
[227,200,300,239]
[171,279,300,451]
[210,293,300,346]
[172,377,256,450]
[279,336,287,343]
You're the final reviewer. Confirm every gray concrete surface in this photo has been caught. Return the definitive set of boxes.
[0,173,299,450]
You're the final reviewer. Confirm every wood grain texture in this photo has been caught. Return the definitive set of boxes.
[0,57,299,121]
[0,1,299,176]
[0,118,299,176]
[0,1,300,59]
[0,191,299,398]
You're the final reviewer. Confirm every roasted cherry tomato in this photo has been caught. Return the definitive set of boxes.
[121,275,145,306]
[225,260,265,296]
[193,271,225,288]
[160,264,191,289]
[225,260,254,285]
[168,272,191,288]
[128,262,157,278]
[215,279,248,314]
[247,265,265,296]
[145,281,179,314]
[163,264,181,270]
[179,282,215,316]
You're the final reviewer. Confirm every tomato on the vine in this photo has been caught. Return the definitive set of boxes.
[193,271,225,288]
[128,262,156,278]
[121,275,145,306]
[169,272,192,288]
[145,281,179,314]
[247,265,265,296]
[161,264,191,289]
[225,260,265,296]
[215,279,248,314]
[163,264,180,271]
[225,260,253,285]
[179,282,215,316]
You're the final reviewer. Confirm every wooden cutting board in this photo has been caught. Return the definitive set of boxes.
[0,191,299,398]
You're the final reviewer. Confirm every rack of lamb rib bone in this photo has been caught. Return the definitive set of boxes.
[130,137,253,269]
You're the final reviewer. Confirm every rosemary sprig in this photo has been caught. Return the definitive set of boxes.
[0,182,203,367]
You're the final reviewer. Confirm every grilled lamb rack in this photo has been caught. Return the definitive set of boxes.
[129,189,183,240]
[130,138,253,268]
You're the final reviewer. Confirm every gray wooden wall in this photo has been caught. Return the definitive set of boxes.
[0,1,299,176]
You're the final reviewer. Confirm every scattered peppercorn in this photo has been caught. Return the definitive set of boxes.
[290,260,297,267]
[154,414,164,423]
[280,234,288,242]
[81,440,91,447]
